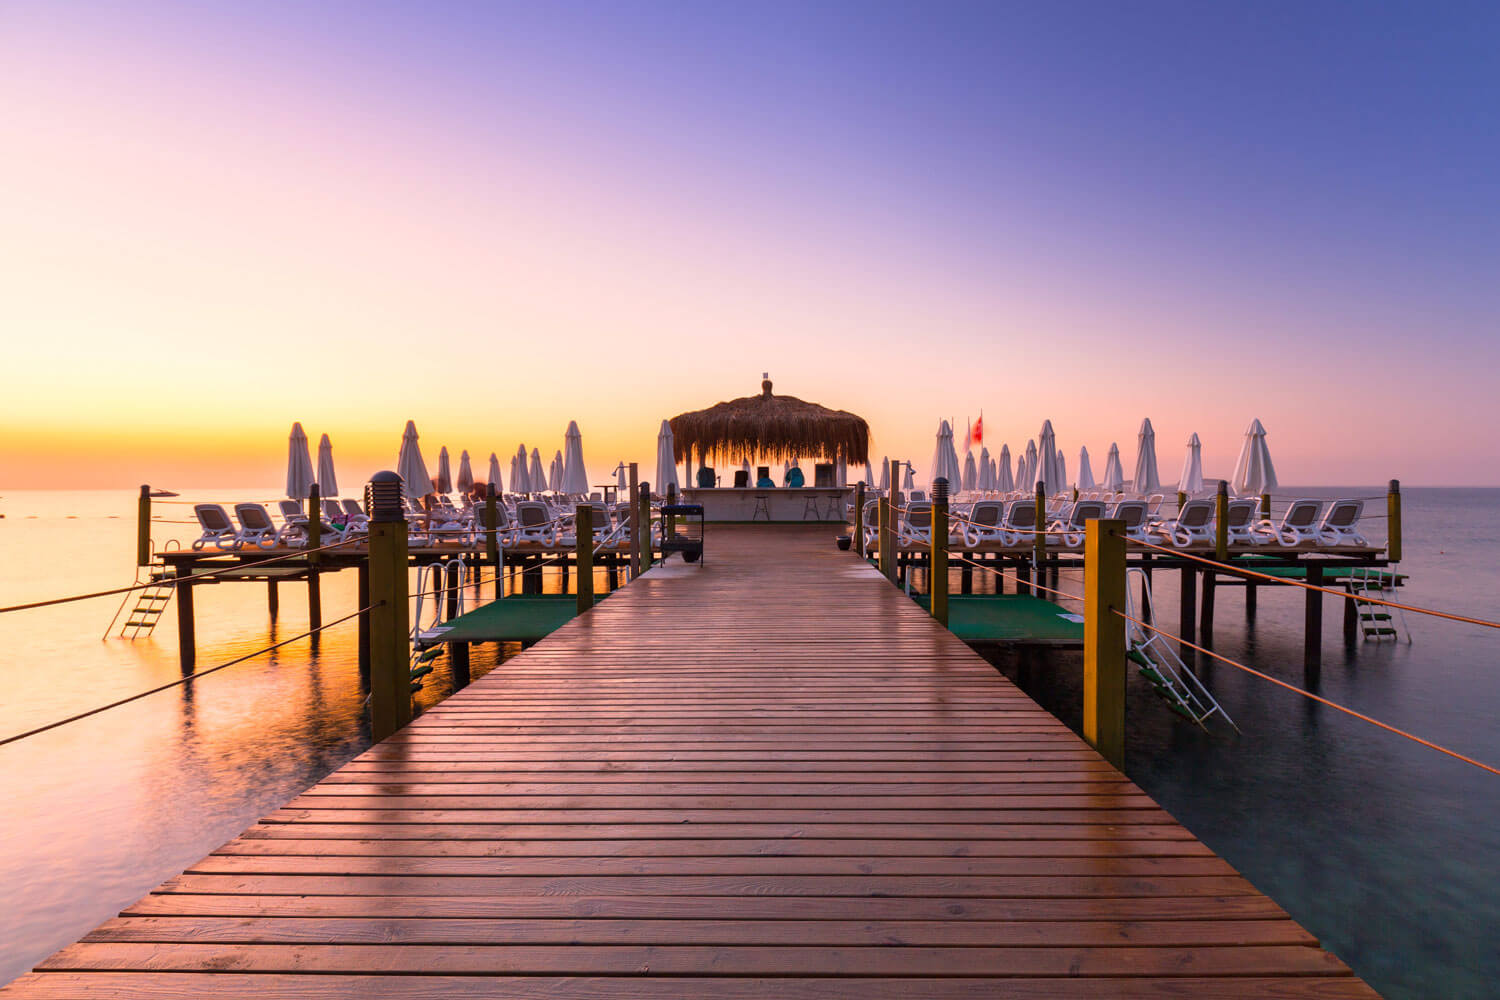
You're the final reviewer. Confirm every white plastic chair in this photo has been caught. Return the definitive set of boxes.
[1318,500,1368,547]
[191,504,240,550]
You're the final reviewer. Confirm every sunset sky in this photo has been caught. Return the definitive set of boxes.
[3,1,1496,489]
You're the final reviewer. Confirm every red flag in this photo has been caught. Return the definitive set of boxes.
[972,413,984,448]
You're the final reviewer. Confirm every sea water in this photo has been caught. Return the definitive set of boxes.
[0,487,1496,998]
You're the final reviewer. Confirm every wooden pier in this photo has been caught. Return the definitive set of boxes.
[5,525,1378,997]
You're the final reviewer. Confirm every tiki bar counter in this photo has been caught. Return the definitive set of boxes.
[670,377,870,523]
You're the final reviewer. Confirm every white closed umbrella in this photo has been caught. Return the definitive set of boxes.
[1022,440,1038,490]
[286,422,315,502]
[456,450,474,492]
[435,446,453,494]
[1133,418,1161,494]
[563,421,590,496]
[878,457,889,491]
[929,420,962,490]
[1076,446,1096,490]
[1178,433,1205,495]
[995,445,1014,492]
[513,445,531,494]
[988,458,998,490]
[863,460,875,487]
[396,420,431,500]
[529,448,546,493]
[962,452,977,492]
[615,462,627,493]
[902,464,915,491]
[1101,443,1125,491]
[1231,418,1279,496]
[1038,420,1064,493]
[550,450,564,492]
[315,433,338,497]
[740,457,751,486]
[978,446,992,490]
[1059,451,1068,490]
[487,453,503,493]
[653,420,680,495]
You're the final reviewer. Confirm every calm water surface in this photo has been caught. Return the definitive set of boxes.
[1,487,1497,997]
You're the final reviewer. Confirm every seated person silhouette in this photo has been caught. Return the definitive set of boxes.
[756,474,776,488]
[785,466,805,488]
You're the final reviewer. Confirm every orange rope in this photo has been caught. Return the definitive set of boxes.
[1114,609,1500,777]
[1126,537,1500,630]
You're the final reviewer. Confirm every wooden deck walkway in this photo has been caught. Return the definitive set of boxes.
[4,525,1378,998]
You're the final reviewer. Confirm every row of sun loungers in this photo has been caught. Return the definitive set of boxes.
[189,497,654,552]
[866,497,1371,551]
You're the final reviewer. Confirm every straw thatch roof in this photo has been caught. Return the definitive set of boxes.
[670,378,870,466]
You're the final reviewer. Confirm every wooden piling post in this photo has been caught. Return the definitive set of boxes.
[1214,480,1228,562]
[1177,490,1186,512]
[267,581,279,618]
[1083,518,1127,770]
[576,504,594,615]
[1179,567,1197,649]
[1304,561,1324,677]
[1387,480,1402,563]
[854,482,866,558]
[628,463,640,578]
[884,459,900,584]
[137,485,152,567]
[366,472,412,742]
[1260,492,1272,524]
[175,572,196,672]
[307,483,322,631]
[1033,480,1046,575]
[931,480,949,627]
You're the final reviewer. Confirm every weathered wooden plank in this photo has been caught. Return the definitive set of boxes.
[2,525,1375,998]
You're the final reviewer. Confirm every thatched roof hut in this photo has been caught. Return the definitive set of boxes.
[669,378,870,466]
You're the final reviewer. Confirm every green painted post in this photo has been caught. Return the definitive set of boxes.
[137,485,152,567]
[1387,480,1402,563]
[366,472,412,742]
[1084,518,1127,770]
[575,504,594,615]
[1177,490,1187,512]
[1260,492,1271,524]
[1214,480,1229,562]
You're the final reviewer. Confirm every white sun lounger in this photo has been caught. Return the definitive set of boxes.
[191,503,240,550]
[232,503,283,549]
[1318,499,1368,547]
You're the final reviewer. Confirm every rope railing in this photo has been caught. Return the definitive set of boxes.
[0,538,362,616]
[950,554,1086,604]
[1112,609,1500,777]
[0,604,376,749]
[1125,537,1500,631]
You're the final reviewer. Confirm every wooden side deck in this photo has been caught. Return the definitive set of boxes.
[4,525,1379,998]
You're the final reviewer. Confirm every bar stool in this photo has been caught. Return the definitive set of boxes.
[823,495,843,520]
[752,495,771,522]
[802,495,821,521]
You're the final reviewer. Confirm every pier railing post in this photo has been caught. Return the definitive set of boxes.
[1260,492,1271,526]
[931,478,949,627]
[628,463,640,578]
[878,485,892,580]
[575,504,594,615]
[1214,480,1229,562]
[854,482,866,558]
[639,483,652,571]
[1084,518,1127,770]
[1387,479,1402,564]
[1033,480,1047,572]
[306,483,323,631]
[1177,490,1186,512]
[137,485,151,567]
[366,472,412,742]
[485,484,498,565]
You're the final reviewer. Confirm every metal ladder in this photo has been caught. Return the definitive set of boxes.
[1348,566,1410,642]
[1124,568,1239,732]
[409,560,468,690]
[105,548,179,639]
